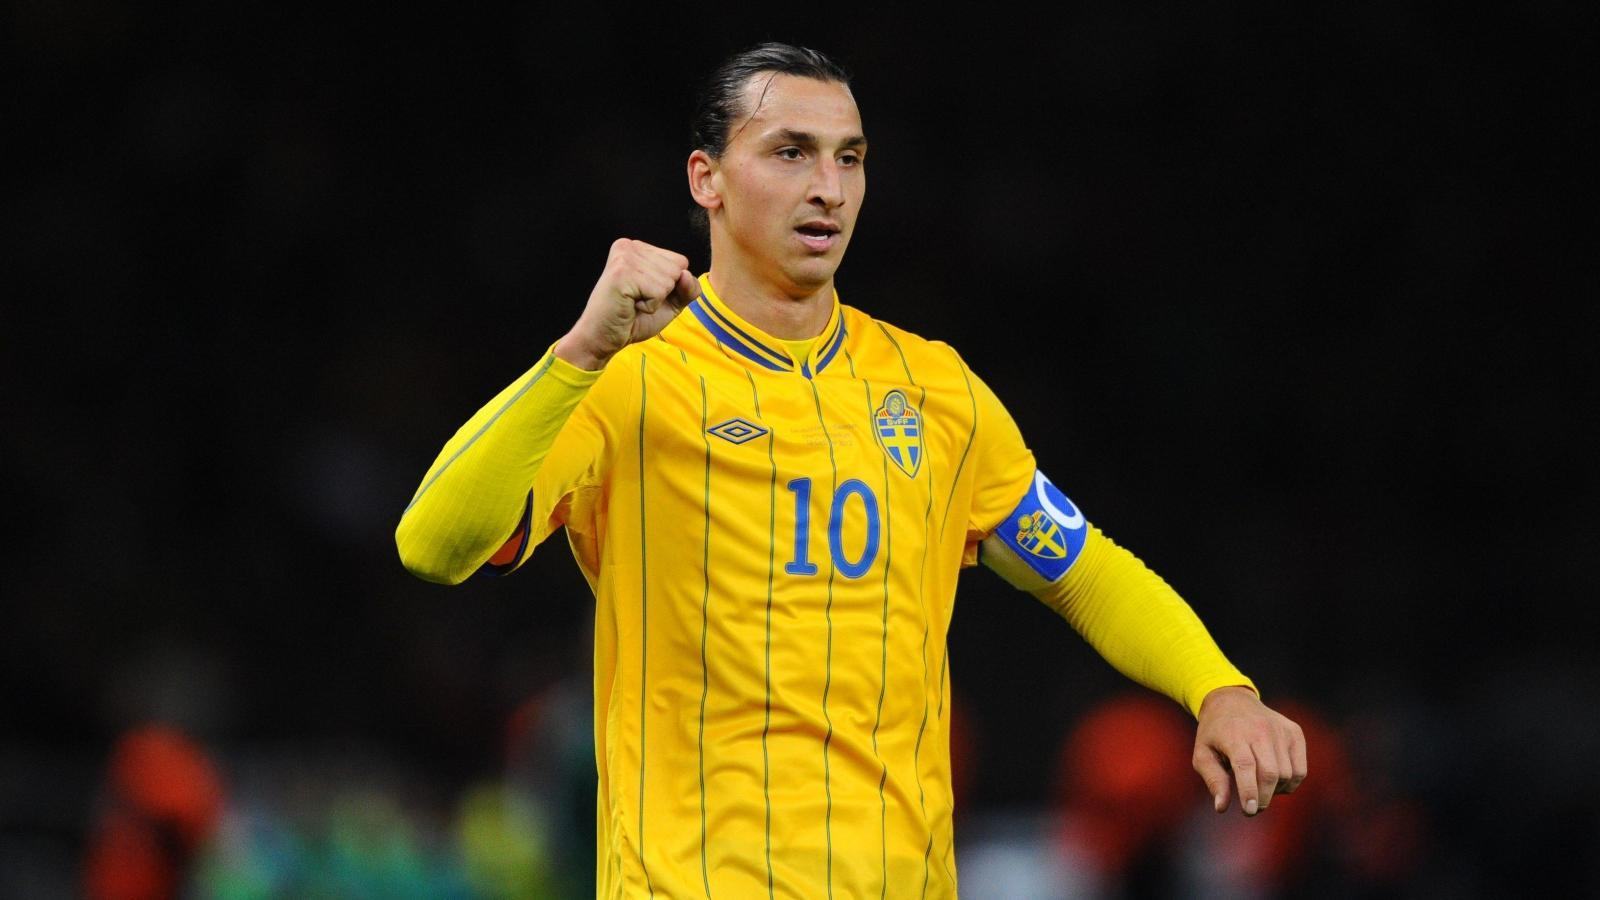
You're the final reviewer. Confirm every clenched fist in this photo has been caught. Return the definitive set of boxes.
[555,238,701,370]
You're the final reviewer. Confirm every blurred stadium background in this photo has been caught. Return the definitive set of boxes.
[6,4,1594,897]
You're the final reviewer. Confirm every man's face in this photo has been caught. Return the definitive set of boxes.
[703,73,867,292]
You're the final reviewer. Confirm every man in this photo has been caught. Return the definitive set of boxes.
[396,42,1306,898]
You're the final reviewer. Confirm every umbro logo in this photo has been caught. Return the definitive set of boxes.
[707,417,768,445]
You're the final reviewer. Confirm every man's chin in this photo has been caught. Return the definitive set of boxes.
[786,253,844,287]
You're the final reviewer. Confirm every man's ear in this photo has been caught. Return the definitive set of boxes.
[688,149,721,213]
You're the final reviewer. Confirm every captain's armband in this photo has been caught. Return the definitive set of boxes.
[979,469,1089,591]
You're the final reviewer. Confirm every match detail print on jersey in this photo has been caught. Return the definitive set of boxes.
[995,469,1088,582]
[872,389,922,478]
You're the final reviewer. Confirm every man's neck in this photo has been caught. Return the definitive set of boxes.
[705,261,833,341]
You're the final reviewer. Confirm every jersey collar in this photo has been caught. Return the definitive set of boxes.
[688,273,848,379]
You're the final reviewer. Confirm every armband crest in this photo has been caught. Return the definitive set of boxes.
[994,470,1088,582]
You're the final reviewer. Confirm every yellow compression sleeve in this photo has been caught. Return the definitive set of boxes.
[1000,524,1256,718]
[395,342,602,585]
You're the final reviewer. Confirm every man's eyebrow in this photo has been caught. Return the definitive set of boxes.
[771,128,869,149]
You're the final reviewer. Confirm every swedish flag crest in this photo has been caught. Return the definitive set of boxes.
[995,470,1088,582]
[1014,511,1067,559]
[873,389,922,477]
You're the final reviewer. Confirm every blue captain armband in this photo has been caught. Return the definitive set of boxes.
[994,470,1089,582]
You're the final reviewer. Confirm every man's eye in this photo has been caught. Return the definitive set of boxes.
[839,154,862,166]
[778,147,803,160]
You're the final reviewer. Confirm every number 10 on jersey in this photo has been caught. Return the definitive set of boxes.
[784,477,881,579]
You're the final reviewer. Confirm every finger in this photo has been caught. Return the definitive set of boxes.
[633,288,664,314]
[1275,731,1294,796]
[671,268,701,309]
[615,268,661,306]
[643,245,691,273]
[1251,737,1280,811]
[632,270,682,314]
[1227,742,1260,816]
[611,236,684,272]
[1193,746,1232,814]
[1287,723,1308,793]
[635,254,693,303]
[635,248,691,290]
[607,235,636,262]
[611,238,670,276]
[636,245,686,276]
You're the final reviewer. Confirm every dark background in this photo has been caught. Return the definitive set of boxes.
[7,2,1595,895]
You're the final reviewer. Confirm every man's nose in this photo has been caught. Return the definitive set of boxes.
[809,158,845,208]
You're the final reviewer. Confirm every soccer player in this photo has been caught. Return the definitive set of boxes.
[396,42,1307,898]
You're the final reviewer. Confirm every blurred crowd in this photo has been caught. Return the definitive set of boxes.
[17,673,1590,897]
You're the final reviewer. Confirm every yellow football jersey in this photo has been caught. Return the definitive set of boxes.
[466,273,1037,897]
[396,266,1260,897]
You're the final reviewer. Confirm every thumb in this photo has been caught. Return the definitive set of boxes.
[1194,748,1232,813]
[671,269,702,310]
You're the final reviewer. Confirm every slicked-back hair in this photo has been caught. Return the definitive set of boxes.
[688,42,853,242]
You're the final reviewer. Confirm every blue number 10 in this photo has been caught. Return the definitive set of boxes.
[785,477,881,579]
[784,478,819,575]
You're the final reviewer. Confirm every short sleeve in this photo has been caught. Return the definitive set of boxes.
[959,356,1037,567]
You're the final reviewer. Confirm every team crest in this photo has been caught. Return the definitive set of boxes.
[1014,510,1068,559]
[873,389,922,477]
[995,470,1088,582]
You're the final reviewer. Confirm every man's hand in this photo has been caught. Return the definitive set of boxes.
[555,238,702,370]
[1192,685,1307,816]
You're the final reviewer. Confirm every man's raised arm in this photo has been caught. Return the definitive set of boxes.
[395,238,699,584]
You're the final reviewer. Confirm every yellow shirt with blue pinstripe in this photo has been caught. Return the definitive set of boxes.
[396,272,1253,898]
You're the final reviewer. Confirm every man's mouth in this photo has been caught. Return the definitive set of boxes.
[795,222,841,251]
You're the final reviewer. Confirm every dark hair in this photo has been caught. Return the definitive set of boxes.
[688,42,853,241]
